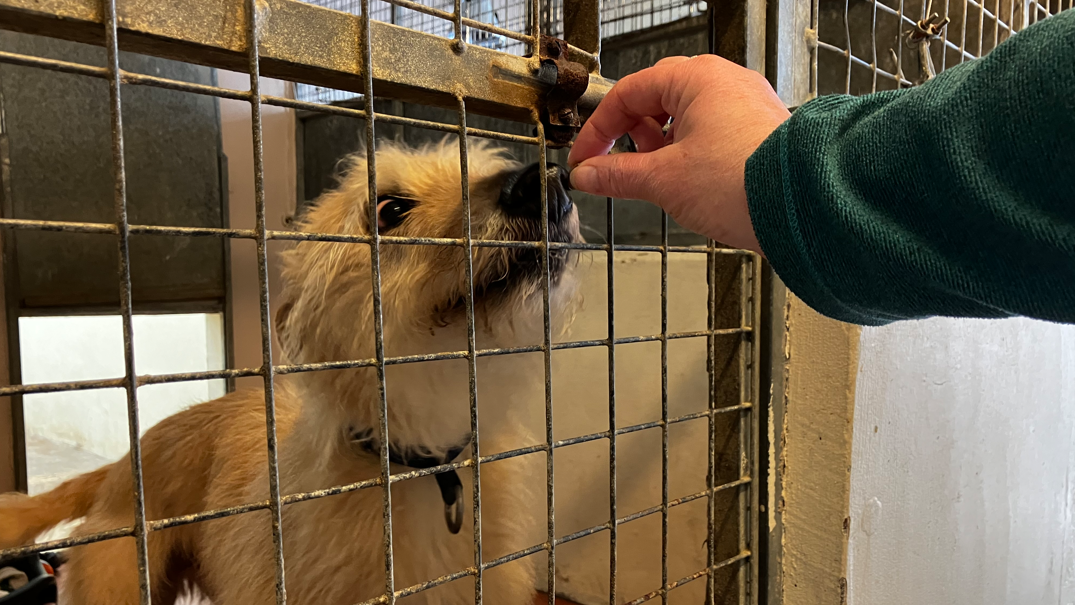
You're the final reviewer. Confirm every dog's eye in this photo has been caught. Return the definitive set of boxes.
[376,196,416,231]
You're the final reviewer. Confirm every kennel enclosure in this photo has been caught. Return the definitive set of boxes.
[0,0,769,604]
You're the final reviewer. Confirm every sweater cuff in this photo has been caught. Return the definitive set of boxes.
[745,120,892,326]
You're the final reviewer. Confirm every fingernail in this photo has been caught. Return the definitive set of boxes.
[569,165,595,191]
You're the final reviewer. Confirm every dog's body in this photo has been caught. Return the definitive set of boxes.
[0,139,582,604]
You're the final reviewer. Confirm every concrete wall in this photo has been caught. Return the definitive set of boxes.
[216,72,297,391]
[848,318,1075,605]
[546,251,738,604]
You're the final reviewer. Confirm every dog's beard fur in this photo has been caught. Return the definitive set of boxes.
[274,137,582,458]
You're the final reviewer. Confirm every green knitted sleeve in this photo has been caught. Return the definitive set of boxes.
[745,10,1075,326]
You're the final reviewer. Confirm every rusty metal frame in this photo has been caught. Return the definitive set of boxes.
[0,0,611,126]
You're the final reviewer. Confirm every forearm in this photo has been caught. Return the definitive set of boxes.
[745,10,1075,325]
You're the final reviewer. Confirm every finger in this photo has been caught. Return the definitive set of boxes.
[568,147,677,201]
[568,62,687,167]
[628,116,668,153]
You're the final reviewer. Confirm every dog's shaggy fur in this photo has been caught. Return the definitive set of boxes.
[0,139,582,604]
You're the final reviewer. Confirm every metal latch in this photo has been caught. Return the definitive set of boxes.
[536,35,591,147]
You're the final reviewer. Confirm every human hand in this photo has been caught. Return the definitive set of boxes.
[567,55,790,254]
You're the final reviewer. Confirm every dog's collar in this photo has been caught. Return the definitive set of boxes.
[349,428,471,534]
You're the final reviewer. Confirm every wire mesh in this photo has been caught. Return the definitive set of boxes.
[295,0,709,103]
[811,0,1070,96]
[100,0,152,601]
[245,1,289,601]
[0,2,760,604]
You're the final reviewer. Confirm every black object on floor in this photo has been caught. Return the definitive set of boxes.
[0,553,58,605]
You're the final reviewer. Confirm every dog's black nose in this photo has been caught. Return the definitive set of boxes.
[498,163,573,221]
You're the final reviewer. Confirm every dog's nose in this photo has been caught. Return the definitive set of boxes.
[498,163,573,221]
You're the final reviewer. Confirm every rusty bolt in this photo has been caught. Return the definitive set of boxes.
[557,107,575,122]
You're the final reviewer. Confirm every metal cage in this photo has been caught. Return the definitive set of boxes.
[0,0,763,604]
[294,0,710,104]
[810,0,1072,96]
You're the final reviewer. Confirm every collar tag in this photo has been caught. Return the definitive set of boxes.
[350,428,471,534]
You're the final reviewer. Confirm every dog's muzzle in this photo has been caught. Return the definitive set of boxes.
[498,163,573,223]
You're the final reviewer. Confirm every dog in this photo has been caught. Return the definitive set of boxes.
[0,138,583,604]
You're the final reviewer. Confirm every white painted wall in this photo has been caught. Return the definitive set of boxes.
[20,313,226,465]
[848,318,1075,605]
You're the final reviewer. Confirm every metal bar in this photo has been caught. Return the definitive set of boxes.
[993,0,1001,50]
[0,214,748,255]
[393,568,477,600]
[868,1,1014,34]
[452,0,464,47]
[815,42,915,85]
[454,93,484,605]
[0,49,544,146]
[0,527,135,560]
[0,414,756,558]
[1,454,754,561]
[378,0,606,63]
[659,214,669,605]
[870,0,879,91]
[843,0,852,93]
[626,552,752,605]
[810,0,820,98]
[0,329,751,398]
[942,0,953,70]
[358,0,396,600]
[529,0,541,55]
[960,0,971,62]
[0,211,754,256]
[534,114,557,605]
[737,256,750,605]
[618,479,753,526]
[896,0,906,87]
[379,0,533,46]
[350,480,754,604]
[0,0,613,124]
[552,477,752,550]
[244,1,288,602]
[607,193,618,605]
[748,256,762,605]
[481,542,546,572]
[705,237,718,605]
[563,0,602,56]
[101,0,151,598]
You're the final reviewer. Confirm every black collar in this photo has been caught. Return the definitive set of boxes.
[349,428,471,534]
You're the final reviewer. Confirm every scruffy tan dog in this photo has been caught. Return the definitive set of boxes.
[0,138,582,604]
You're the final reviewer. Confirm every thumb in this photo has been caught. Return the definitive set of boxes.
[568,150,670,201]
